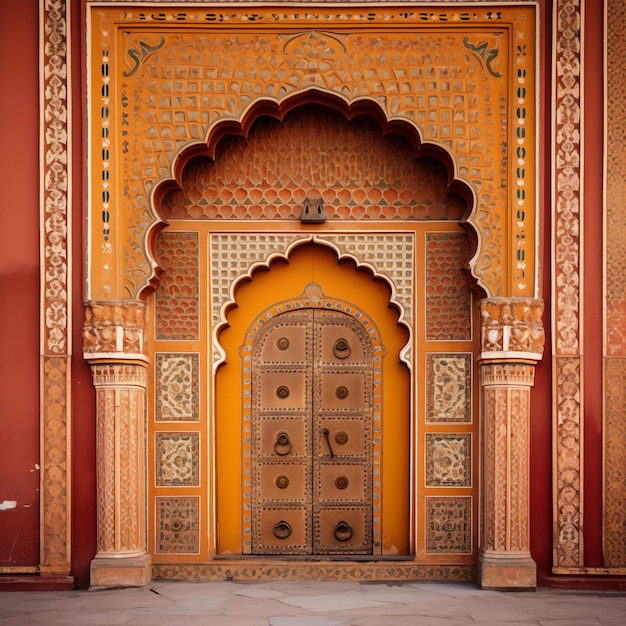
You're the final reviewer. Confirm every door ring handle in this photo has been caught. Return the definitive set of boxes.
[273,521,292,539]
[274,431,292,455]
[334,521,353,541]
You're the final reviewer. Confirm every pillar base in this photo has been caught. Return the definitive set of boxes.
[479,552,537,590]
[90,553,152,590]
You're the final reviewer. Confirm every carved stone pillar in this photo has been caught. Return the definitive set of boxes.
[83,301,151,589]
[478,298,544,589]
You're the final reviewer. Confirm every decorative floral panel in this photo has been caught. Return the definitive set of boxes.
[155,432,200,487]
[425,434,472,487]
[426,353,472,424]
[155,353,200,422]
[155,496,200,554]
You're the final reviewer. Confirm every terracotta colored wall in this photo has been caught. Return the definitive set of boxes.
[71,0,97,588]
[0,0,41,567]
[530,0,554,581]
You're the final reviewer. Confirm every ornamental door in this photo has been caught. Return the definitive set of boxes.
[250,308,374,555]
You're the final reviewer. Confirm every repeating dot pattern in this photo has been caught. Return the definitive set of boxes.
[155,496,200,554]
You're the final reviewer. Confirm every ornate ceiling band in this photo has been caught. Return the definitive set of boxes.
[86,4,537,301]
[209,233,414,368]
[552,0,583,571]
[40,0,71,576]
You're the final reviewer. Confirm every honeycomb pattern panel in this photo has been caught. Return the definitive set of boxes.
[155,232,200,341]
[425,232,472,341]
[162,109,466,221]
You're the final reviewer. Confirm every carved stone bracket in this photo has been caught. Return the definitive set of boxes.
[83,301,147,361]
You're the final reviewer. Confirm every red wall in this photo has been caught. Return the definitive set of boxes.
[0,0,616,590]
[71,0,97,588]
[0,0,41,568]
[0,0,96,587]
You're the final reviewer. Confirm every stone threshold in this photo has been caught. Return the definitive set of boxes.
[152,560,477,583]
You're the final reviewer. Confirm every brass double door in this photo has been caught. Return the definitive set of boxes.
[250,308,374,555]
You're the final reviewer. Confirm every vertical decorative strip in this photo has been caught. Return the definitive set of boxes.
[552,0,584,570]
[40,0,71,575]
[603,0,626,567]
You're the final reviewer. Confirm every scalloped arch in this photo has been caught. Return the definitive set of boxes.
[144,88,481,299]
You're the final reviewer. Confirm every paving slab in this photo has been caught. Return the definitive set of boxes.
[0,580,625,626]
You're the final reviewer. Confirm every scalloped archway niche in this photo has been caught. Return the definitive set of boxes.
[147,94,480,566]
[85,5,543,590]
[150,92,479,370]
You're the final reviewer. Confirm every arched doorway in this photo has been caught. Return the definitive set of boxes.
[216,243,411,556]
[247,301,377,555]
[146,102,478,576]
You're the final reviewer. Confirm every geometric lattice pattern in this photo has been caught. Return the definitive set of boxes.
[155,496,200,554]
[155,353,199,422]
[155,432,200,487]
[425,232,472,341]
[426,353,472,423]
[425,497,472,554]
[425,434,472,487]
[209,232,415,365]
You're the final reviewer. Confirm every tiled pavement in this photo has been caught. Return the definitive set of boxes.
[1,580,626,625]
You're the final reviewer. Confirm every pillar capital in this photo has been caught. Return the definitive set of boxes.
[83,300,147,362]
[480,297,545,362]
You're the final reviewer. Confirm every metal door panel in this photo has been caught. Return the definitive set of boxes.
[259,322,309,363]
[318,463,366,501]
[315,507,370,553]
[318,372,367,411]
[258,462,308,502]
[258,417,308,458]
[251,307,373,555]
[315,418,366,458]
[258,371,308,410]
[256,507,309,553]
[318,324,365,363]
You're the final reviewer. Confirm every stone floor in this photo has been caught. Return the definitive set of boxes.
[1,580,626,625]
